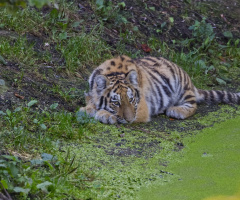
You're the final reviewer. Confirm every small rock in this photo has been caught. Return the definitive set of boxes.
[0,79,5,86]
[119,133,125,137]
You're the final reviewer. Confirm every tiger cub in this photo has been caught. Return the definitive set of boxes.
[79,55,240,124]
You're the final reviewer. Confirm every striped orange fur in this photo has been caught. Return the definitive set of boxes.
[79,55,240,124]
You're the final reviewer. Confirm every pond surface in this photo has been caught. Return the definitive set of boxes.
[138,116,240,200]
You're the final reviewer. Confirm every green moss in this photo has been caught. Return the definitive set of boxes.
[138,116,240,200]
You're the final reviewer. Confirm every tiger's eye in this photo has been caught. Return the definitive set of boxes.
[114,102,120,106]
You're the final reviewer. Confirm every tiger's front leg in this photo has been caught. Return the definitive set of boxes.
[79,92,97,117]
[79,105,97,118]
[95,110,117,124]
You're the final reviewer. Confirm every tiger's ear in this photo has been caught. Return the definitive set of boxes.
[126,70,138,86]
[95,75,108,91]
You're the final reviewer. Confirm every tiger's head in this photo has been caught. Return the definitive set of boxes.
[94,70,140,123]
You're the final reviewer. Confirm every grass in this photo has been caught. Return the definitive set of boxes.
[57,31,112,72]
[0,37,40,66]
[0,0,240,199]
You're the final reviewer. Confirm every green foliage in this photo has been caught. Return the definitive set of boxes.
[181,18,216,52]
[0,101,93,150]
[0,0,27,8]
[223,31,233,39]
[94,0,128,26]
[0,0,53,10]
[0,149,81,199]
[28,0,53,8]
[0,99,99,198]
[174,18,240,85]
[189,18,215,41]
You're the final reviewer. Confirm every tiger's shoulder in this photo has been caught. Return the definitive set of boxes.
[89,55,172,84]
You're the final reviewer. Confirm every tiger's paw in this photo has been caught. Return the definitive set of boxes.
[79,106,97,118]
[166,106,186,119]
[95,110,117,124]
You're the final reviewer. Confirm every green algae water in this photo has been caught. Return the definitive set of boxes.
[138,116,240,200]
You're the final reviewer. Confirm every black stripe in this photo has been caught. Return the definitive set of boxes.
[104,97,108,110]
[98,96,104,109]
[178,67,183,84]
[184,95,195,101]
[162,85,171,97]
[201,90,208,101]
[144,57,157,63]
[107,92,110,98]
[118,64,123,69]
[155,84,164,109]
[135,88,140,99]
[113,86,119,93]
[209,90,214,103]
[146,69,172,97]
[126,59,134,63]
[147,76,164,110]
[107,72,125,77]
[184,104,193,108]
[228,93,232,103]
[146,76,162,113]
[186,100,196,105]
[169,67,176,82]
[147,78,158,101]
[216,90,224,102]
[152,69,174,93]
[177,91,185,104]
[184,84,190,91]
[183,71,187,83]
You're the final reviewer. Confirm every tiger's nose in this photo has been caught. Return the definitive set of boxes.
[123,107,135,122]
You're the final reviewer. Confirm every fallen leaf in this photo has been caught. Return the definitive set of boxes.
[169,118,175,121]
[141,44,152,53]
[14,93,24,99]
[219,56,226,62]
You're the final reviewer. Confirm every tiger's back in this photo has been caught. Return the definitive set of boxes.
[80,55,240,124]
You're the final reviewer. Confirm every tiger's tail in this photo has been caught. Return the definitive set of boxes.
[195,89,240,104]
